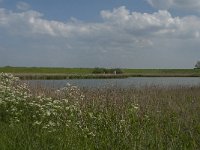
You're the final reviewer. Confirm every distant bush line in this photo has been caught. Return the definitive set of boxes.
[92,68,123,74]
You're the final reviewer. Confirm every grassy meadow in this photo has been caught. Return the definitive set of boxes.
[0,67,92,74]
[0,66,200,79]
[0,73,200,149]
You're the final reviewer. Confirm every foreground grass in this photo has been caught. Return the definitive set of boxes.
[0,73,200,149]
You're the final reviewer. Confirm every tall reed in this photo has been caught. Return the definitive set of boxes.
[0,73,200,149]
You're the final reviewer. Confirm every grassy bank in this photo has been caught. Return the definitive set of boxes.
[0,73,200,149]
[1,67,200,79]
[15,73,200,80]
[0,67,93,74]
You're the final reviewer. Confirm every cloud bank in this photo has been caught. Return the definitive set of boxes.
[1,6,199,41]
[147,0,200,11]
[0,6,200,68]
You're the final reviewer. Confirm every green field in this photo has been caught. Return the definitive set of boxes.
[0,67,93,74]
[125,68,200,74]
[0,73,200,149]
[0,67,200,79]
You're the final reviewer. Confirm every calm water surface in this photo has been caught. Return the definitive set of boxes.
[26,77,200,88]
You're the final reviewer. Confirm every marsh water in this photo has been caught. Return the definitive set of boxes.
[26,77,200,88]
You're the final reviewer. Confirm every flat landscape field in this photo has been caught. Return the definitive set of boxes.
[0,67,92,74]
[0,67,200,79]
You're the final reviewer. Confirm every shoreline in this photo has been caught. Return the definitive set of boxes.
[1,67,200,79]
[13,73,200,80]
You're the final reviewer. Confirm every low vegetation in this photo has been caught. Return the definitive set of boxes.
[0,66,93,74]
[1,66,200,75]
[92,67,123,74]
[1,67,200,79]
[195,61,200,69]
[0,73,200,149]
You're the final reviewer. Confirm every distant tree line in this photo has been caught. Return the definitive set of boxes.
[92,68,123,74]
[195,61,200,69]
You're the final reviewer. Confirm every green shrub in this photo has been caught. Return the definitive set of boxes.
[92,68,123,74]
[92,67,106,74]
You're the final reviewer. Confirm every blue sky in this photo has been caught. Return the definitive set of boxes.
[0,0,200,68]
[1,0,154,21]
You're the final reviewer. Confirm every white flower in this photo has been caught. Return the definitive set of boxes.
[46,110,51,116]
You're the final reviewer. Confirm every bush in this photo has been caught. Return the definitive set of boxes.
[195,61,200,69]
[92,68,106,74]
[0,73,84,132]
[109,68,123,74]
[92,68,123,74]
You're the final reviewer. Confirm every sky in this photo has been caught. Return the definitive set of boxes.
[0,0,200,68]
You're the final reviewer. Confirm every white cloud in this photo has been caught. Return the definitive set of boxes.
[101,6,200,39]
[147,0,200,11]
[17,1,30,11]
[1,6,199,40]
[0,6,200,68]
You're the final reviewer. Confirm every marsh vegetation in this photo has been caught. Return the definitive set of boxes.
[0,73,200,149]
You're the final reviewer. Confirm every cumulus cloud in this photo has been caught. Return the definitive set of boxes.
[0,6,200,68]
[147,0,200,11]
[17,1,30,11]
[101,6,200,39]
[1,6,200,40]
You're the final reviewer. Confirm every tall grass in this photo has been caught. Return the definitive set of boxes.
[0,73,200,149]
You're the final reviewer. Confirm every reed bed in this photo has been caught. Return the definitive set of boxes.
[0,73,200,149]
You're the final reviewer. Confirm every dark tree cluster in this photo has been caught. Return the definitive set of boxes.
[92,68,123,74]
[195,61,200,69]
